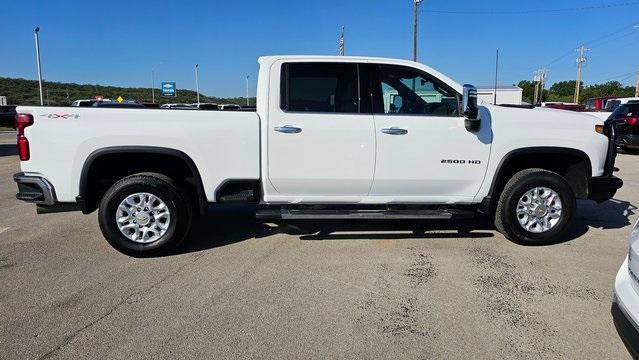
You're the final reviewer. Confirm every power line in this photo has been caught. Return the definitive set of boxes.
[592,70,637,83]
[425,1,639,14]
[532,22,638,72]
[508,22,639,83]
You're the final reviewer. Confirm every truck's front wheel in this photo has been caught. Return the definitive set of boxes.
[494,168,576,245]
[98,173,192,256]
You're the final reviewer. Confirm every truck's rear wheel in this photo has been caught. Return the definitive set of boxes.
[494,168,576,245]
[98,173,192,256]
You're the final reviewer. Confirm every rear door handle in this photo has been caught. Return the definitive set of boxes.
[381,127,408,135]
[274,125,302,134]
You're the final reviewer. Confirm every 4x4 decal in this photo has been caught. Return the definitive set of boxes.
[40,113,80,119]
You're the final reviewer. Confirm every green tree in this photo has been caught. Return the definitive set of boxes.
[548,80,578,99]
[0,77,256,106]
[517,80,534,104]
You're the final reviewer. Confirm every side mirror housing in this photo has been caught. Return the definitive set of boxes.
[463,84,481,132]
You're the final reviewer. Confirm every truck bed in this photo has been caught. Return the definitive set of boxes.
[16,106,261,202]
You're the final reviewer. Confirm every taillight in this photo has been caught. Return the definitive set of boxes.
[625,117,639,126]
[14,113,34,161]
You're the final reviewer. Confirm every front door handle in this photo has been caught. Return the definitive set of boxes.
[274,125,302,134]
[381,127,408,135]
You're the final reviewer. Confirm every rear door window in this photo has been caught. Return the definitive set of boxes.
[280,63,359,113]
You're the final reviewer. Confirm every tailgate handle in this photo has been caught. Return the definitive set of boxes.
[274,125,302,134]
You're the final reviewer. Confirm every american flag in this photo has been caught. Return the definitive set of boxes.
[338,26,345,56]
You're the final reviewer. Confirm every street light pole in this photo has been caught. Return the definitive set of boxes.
[34,27,44,106]
[246,75,250,106]
[151,69,155,103]
[412,0,422,62]
[195,64,200,105]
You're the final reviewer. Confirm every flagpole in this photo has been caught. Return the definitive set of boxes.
[339,26,345,56]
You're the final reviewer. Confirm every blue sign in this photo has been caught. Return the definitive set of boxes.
[161,82,176,97]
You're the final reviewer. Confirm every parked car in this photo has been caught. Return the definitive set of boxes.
[12,55,622,256]
[91,101,145,109]
[605,101,639,152]
[190,103,219,110]
[612,219,639,358]
[604,97,639,112]
[0,105,17,129]
[71,99,98,107]
[218,104,241,110]
[585,96,617,111]
[159,103,190,109]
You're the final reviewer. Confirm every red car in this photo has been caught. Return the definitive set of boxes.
[585,96,617,111]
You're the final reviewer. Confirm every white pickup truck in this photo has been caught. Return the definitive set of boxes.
[13,55,623,256]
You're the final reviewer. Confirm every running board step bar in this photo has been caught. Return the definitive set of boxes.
[256,208,475,220]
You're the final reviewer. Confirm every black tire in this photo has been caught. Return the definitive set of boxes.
[494,168,576,245]
[98,173,192,257]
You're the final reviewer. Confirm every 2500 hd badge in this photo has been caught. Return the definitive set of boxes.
[441,159,482,164]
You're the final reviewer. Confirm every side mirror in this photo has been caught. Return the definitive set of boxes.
[463,84,481,132]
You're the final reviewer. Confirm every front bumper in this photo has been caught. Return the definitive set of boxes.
[613,258,639,359]
[589,122,624,203]
[13,172,56,205]
[588,175,623,203]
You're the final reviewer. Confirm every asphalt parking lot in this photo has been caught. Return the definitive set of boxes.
[0,131,637,359]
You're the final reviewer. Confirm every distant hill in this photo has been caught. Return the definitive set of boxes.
[0,77,255,106]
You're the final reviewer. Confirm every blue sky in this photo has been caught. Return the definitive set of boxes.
[1,0,638,97]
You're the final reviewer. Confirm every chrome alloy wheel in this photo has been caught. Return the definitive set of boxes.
[116,192,171,243]
[516,187,562,233]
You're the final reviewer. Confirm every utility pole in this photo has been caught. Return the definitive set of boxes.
[538,69,548,105]
[532,69,548,105]
[34,27,44,106]
[246,75,250,106]
[635,26,639,97]
[574,45,590,104]
[412,0,422,62]
[533,71,540,105]
[195,64,200,105]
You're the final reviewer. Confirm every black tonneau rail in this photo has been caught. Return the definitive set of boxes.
[497,104,536,109]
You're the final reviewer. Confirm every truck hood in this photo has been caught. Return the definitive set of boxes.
[483,104,604,127]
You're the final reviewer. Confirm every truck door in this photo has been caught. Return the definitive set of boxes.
[367,64,492,200]
[266,62,376,200]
